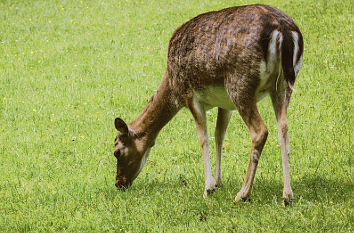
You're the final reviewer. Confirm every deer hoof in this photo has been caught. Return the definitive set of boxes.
[234,191,250,203]
[203,179,217,198]
[282,191,293,207]
[215,177,222,187]
[203,187,216,198]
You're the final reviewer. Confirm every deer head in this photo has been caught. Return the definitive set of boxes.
[114,118,151,189]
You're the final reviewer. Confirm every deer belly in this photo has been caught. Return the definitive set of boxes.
[194,86,236,110]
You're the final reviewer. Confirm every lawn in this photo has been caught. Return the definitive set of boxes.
[0,0,352,232]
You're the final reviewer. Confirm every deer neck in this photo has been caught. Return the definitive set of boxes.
[130,73,180,146]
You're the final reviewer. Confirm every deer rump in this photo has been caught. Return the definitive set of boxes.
[166,4,303,105]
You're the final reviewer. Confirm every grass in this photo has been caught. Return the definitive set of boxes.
[0,0,352,232]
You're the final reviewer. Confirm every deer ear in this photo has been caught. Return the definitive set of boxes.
[114,117,129,135]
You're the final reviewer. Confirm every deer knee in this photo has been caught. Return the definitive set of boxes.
[251,150,261,164]
[251,126,268,150]
[250,127,268,164]
[280,122,288,137]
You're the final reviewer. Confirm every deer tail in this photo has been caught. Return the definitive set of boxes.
[280,28,297,91]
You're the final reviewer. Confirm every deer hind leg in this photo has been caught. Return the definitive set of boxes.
[187,97,216,197]
[215,108,232,186]
[234,105,268,202]
[271,88,293,206]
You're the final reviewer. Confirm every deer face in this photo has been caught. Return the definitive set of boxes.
[114,118,150,189]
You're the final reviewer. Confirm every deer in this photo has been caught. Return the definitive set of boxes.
[113,4,303,205]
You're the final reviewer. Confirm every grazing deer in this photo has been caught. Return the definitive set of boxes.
[114,4,303,205]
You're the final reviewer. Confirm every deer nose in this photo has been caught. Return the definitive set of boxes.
[115,180,130,190]
[115,181,123,189]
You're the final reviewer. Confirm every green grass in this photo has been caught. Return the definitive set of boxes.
[0,0,352,232]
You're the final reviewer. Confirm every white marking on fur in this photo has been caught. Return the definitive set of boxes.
[292,31,302,78]
[269,31,280,57]
[292,31,299,67]
[130,147,151,183]
[194,86,236,110]
[136,147,151,177]
[275,64,282,91]
[294,54,303,78]
[259,31,280,80]
[192,96,216,194]
[258,30,282,100]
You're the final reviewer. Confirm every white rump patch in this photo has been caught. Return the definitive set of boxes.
[257,30,282,101]
[259,30,282,82]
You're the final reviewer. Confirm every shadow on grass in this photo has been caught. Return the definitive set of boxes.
[245,174,353,204]
[101,174,352,205]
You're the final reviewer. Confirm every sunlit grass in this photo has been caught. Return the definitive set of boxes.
[0,0,352,232]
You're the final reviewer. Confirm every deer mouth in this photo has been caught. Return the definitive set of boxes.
[115,180,132,190]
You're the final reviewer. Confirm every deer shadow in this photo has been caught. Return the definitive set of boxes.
[250,174,352,204]
[103,173,352,205]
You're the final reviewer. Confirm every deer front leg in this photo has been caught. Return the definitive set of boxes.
[215,108,232,186]
[235,105,268,202]
[188,98,216,197]
[271,89,293,206]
